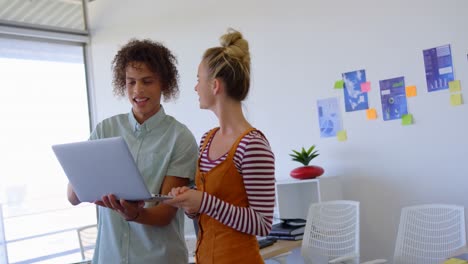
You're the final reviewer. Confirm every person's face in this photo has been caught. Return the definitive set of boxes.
[126,62,162,124]
[195,61,215,109]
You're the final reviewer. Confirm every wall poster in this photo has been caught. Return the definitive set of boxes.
[379,76,408,121]
[342,69,369,112]
[317,97,343,138]
[423,44,454,92]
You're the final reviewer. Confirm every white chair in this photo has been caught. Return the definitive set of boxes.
[0,204,9,264]
[393,204,465,264]
[362,204,466,264]
[76,224,98,261]
[301,200,360,264]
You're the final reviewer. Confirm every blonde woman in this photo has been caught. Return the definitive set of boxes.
[165,29,275,263]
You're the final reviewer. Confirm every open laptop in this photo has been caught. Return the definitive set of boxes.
[52,137,172,203]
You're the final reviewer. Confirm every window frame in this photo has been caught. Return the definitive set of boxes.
[0,1,98,262]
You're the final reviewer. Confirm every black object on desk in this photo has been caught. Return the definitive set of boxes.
[258,237,277,249]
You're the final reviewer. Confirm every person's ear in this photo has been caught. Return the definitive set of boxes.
[212,78,222,95]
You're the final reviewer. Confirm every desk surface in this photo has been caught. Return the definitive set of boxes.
[260,240,302,259]
[187,238,302,263]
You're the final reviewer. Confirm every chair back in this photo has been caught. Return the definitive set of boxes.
[394,204,466,264]
[76,224,98,260]
[301,200,360,264]
[0,204,9,264]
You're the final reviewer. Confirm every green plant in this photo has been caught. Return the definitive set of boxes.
[290,145,319,166]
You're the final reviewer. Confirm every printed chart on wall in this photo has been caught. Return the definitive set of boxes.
[379,76,408,121]
[423,44,454,92]
[342,69,369,112]
[317,97,343,138]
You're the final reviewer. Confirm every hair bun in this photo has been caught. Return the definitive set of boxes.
[220,28,250,64]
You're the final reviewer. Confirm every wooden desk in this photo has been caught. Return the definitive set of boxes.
[187,239,302,263]
[260,240,302,259]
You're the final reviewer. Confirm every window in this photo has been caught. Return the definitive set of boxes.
[0,36,95,263]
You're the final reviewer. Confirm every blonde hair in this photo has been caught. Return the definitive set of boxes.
[202,28,251,101]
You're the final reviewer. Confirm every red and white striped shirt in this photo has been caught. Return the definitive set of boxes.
[197,130,275,236]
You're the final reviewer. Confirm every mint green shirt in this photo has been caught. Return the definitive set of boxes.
[90,106,198,264]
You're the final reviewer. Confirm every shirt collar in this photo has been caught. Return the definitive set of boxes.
[128,105,166,133]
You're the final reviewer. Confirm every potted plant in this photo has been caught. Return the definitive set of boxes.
[289,145,324,179]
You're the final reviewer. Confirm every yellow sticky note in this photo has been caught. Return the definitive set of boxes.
[449,80,461,93]
[361,81,371,92]
[401,114,413,125]
[450,93,463,106]
[337,130,347,141]
[406,85,417,97]
[366,108,377,120]
[334,80,344,89]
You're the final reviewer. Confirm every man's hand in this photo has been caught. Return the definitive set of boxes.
[95,194,144,221]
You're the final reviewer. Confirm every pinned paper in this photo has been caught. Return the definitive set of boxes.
[406,85,417,97]
[366,108,377,120]
[450,94,463,106]
[361,81,371,92]
[449,80,461,93]
[337,130,347,141]
[334,80,344,89]
[401,114,413,125]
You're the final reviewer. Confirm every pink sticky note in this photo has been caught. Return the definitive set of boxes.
[361,81,371,92]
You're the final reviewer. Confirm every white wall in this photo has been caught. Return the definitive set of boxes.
[87,0,468,261]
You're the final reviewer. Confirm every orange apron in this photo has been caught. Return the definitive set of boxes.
[195,127,264,264]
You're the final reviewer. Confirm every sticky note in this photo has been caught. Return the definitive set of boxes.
[401,114,413,125]
[361,81,371,92]
[337,130,347,141]
[334,80,344,89]
[366,108,377,120]
[449,80,461,93]
[450,93,463,106]
[406,85,417,97]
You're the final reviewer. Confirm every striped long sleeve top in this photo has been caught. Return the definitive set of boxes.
[195,129,276,236]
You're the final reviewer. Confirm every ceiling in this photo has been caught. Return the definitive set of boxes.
[0,0,88,31]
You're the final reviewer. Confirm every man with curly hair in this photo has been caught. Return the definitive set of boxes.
[67,39,198,263]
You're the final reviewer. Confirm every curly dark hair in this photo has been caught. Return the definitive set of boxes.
[111,39,179,101]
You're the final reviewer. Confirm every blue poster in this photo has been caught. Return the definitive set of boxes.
[423,44,454,92]
[379,76,408,121]
[342,69,369,112]
[317,97,342,138]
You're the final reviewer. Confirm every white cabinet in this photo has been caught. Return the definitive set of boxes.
[275,176,342,220]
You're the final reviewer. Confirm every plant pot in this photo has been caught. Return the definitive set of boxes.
[290,165,324,180]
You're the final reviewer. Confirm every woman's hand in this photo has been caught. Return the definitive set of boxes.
[95,194,144,221]
[164,187,203,215]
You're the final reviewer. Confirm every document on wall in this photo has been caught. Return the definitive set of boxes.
[379,76,408,121]
[317,97,343,138]
[423,44,454,92]
[342,69,369,112]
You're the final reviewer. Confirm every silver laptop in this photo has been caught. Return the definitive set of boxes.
[52,137,172,203]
